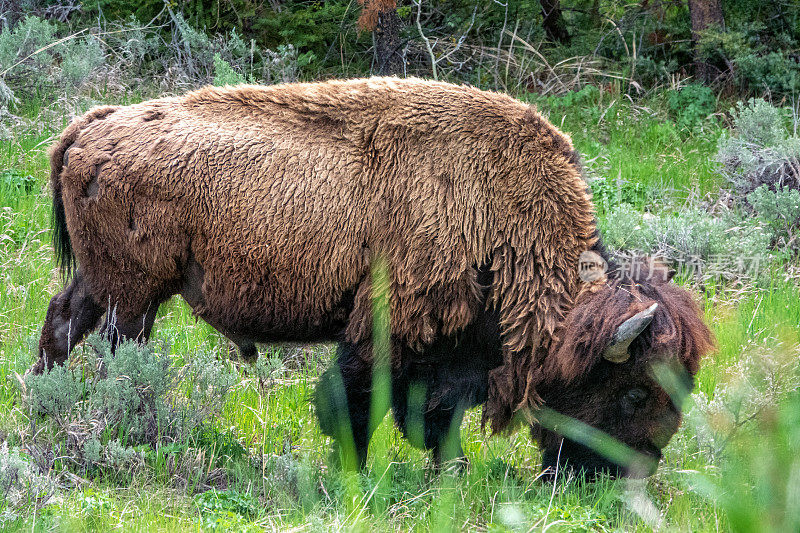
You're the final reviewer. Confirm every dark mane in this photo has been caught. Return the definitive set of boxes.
[545,259,715,384]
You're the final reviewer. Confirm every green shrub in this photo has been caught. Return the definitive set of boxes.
[735,51,800,97]
[24,334,238,473]
[747,185,800,252]
[0,169,36,194]
[666,84,716,131]
[599,205,771,280]
[698,24,800,97]
[716,98,800,194]
[0,443,55,525]
[213,53,247,86]
[589,176,648,213]
[194,488,259,530]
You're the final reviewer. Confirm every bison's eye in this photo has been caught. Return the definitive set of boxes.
[623,388,648,407]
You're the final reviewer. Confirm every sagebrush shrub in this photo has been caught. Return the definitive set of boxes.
[25,360,86,419]
[24,334,237,473]
[0,443,55,524]
[600,205,770,280]
[0,16,58,101]
[676,344,800,531]
[747,185,800,251]
[716,98,800,194]
[61,35,105,88]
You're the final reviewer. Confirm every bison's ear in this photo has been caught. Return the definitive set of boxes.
[647,260,675,284]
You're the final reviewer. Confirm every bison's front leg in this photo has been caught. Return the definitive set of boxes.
[34,270,105,374]
[314,341,386,469]
[391,365,468,470]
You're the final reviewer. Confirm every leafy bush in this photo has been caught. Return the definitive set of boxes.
[194,488,259,530]
[747,185,800,251]
[697,20,800,97]
[0,169,36,194]
[23,335,237,472]
[0,443,55,525]
[716,98,800,195]
[213,54,247,86]
[600,204,771,280]
[735,51,800,97]
[589,175,648,212]
[666,84,716,131]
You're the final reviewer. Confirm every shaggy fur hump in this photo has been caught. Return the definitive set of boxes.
[51,77,599,430]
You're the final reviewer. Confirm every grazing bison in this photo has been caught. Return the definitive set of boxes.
[34,77,713,477]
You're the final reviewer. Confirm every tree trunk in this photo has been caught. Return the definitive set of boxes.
[374,8,404,75]
[687,0,724,83]
[539,0,570,44]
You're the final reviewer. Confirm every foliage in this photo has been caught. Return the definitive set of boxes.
[213,53,247,86]
[60,35,105,88]
[683,342,800,532]
[716,98,800,195]
[193,488,259,525]
[599,204,771,280]
[23,334,237,472]
[0,168,36,194]
[539,85,603,123]
[699,21,800,96]
[0,443,55,525]
[589,175,648,213]
[0,15,59,101]
[747,185,800,252]
[667,84,716,132]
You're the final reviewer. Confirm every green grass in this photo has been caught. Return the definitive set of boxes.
[1,91,798,532]
[528,88,725,200]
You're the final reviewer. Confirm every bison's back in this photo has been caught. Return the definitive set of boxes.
[58,94,374,337]
[54,78,591,352]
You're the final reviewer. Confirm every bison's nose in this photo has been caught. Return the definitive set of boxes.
[624,444,662,478]
[649,413,681,449]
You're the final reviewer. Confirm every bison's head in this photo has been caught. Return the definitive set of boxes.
[533,260,714,478]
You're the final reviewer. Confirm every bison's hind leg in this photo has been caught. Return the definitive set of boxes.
[34,270,168,375]
[100,299,161,350]
[34,270,104,374]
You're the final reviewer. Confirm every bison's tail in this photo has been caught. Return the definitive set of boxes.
[48,105,119,278]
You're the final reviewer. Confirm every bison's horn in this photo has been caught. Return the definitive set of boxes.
[603,303,659,363]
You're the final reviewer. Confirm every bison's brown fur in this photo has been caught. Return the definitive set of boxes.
[44,77,595,428]
[37,77,713,475]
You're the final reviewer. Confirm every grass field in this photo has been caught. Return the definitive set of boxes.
[1,88,798,532]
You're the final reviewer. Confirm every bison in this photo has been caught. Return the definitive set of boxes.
[34,77,713,477]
